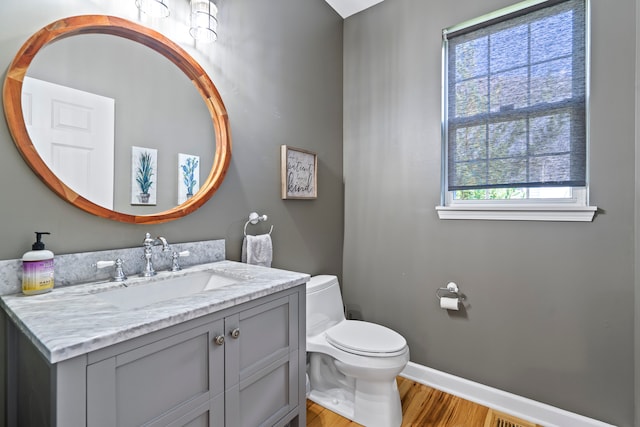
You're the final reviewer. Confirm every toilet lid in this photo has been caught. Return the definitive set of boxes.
[325,321,407,357]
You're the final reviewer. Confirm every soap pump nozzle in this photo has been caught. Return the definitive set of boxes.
[32,232,51,250]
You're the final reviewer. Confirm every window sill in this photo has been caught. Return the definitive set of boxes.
[435,205,597,222]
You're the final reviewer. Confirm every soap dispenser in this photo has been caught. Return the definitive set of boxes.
[22,232,54,295]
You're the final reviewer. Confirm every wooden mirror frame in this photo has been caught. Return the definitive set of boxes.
[3,15,231,224]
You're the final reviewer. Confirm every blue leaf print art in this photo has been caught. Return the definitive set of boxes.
[131,146,157,205]
[178,154,200,204]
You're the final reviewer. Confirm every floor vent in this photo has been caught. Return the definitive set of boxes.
[484,409,541,427]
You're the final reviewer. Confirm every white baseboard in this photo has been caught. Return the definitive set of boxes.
[400,362,616,427]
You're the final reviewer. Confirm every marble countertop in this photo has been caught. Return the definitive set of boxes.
[0,261,309,364]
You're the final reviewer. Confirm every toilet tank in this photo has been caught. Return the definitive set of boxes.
[306,275,346,337]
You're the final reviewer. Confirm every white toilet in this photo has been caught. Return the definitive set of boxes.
[306,275,410,427]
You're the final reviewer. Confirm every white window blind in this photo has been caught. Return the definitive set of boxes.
[444,0,586,192]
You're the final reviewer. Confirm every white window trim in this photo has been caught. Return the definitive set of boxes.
[437,186,596,221]
[436,187,596,221]
[436,0,597,222]
[436,204,597,221]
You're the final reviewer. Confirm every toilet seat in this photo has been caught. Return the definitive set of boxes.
[325,320,407,357]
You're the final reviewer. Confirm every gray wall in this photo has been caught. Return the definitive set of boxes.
[0,0,343,276]
[635,2,640,425]
[343,0,635,426]
[636,0,640,422]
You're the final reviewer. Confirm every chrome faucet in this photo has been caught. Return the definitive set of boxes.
[141,233,171,277]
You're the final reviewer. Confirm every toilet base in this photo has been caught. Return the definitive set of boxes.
[352,377,402,427]
[308,388,355,420]
[307,380,402,427]
[306,350,406,427]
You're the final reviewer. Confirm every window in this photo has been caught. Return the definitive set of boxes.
[436,0,596,221]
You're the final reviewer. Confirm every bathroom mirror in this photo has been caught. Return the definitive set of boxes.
[3,15,231,224]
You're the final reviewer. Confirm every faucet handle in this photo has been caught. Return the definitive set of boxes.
[113,259,127,282]
[143,232,155,247]
[94,258,127,282]
[171,250,190,272]
[95,260,115,269]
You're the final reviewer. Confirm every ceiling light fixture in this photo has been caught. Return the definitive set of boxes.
[135,0,171,18]
[189,0,218,43]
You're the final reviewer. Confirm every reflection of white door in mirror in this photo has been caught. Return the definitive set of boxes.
[22,76,115,209]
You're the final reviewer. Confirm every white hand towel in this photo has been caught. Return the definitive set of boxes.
[241,234,273,267]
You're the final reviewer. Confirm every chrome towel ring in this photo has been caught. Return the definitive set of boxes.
[243,212,274,236]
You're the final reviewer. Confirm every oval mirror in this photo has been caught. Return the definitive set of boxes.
[2,15,231,224]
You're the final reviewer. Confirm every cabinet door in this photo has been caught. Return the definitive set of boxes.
[87,320,225,427]
[225,295,299,427]
[163,393,224,427]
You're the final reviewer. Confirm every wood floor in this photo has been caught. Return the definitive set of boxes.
[306,376,491,427]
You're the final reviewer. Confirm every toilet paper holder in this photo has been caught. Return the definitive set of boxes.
[435,282,463,301]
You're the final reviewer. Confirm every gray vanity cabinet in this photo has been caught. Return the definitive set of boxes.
[5,285,306,427]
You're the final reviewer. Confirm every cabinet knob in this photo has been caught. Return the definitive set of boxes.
[213,335,225,346]
[230,328,240,339]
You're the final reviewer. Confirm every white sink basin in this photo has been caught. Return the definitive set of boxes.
[96,271,241,310]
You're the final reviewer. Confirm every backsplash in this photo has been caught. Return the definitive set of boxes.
[0,239,225,296]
